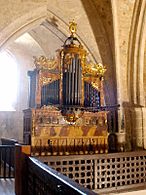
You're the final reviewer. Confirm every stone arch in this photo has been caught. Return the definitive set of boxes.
[128,0,146,106]
[0,5,47,50]
[81,0,117,105]
[144,43,146,98]
[0,3,98,63]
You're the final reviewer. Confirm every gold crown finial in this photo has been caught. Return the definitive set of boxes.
[69,20,77,36]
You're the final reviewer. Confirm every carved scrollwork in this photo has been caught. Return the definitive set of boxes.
[40,77,52,85]
[83,62,106,77]
[34,56,57,70]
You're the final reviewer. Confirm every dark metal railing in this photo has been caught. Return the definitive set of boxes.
[0,145,15,178]
[27,157,97,195]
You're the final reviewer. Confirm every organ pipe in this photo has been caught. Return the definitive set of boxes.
[75,56,78,105]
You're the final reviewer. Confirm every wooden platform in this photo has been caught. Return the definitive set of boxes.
[0,179,15,195]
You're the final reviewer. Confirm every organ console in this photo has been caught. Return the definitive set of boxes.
[23,20,109,156]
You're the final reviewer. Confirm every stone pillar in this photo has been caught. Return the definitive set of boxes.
[142,108,146,149]
[131,107,143,150]
[109,106,146,152]
[116,109,126,152]
[116,132,126,152]
[116,106,133,152]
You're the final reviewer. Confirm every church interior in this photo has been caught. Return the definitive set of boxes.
[0,0,146,194]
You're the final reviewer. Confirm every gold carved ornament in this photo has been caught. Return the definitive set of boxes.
[69,20,77,37]
[33,56,59,86]
[33,56,57,70]
[83,62,106,90]
[40,77,52,85]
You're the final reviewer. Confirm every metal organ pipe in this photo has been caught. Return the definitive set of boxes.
[75,55,78,105]
[76,56,79,105]
[62,51,83,107]
[65,69,68,105]
[77,55,80,105]
[70,58,72,104]
[71,57,75,105]
[54,81,56,104]
[68,59,71,105]
[78,58,81,105]
[63,62,67,105]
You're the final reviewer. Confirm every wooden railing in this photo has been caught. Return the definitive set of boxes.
[36,151,146,194]
[1,138,18,145]
[1,138,18,170]
[4,142,146,194]
[15,145,97,195]
[0,138,17,178]
[27,157,96,195]
[0,145,15,178]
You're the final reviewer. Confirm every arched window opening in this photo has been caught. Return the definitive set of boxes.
[0,51,18,111]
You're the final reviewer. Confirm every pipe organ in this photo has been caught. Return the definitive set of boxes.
[62,54,82,106]
[41,79,60,106]
[23,21,108,156]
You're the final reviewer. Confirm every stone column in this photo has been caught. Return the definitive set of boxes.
[116,132,126,152]
[124,107,132,151]
[142,108,146,149]
[116,109,126,152]
[131,107,143,150]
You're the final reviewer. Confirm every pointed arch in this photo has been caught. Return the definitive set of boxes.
[128,0,146,106]
[0,5,47,50]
